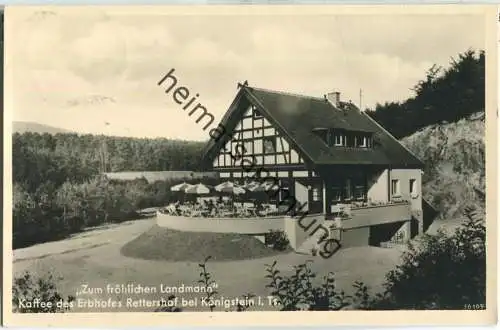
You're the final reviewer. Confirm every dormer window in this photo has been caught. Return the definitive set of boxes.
[358,136,367,147]
[313,128,373,149]
[333,134,344,146]
[355,134,372,148]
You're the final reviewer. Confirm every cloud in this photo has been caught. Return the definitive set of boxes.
[9,8,485,140]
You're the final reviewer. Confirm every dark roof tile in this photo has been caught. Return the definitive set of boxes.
[203,85,424,168]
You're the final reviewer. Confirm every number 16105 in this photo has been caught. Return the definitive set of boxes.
[464,304,486,310]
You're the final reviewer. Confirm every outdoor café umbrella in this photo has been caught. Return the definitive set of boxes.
[248,181,280,193]
[214,181,233,191]
[215,181,246,195]
[219,184,246,195]
[243,181,262,192]
[170,182,193,192]
[184,183,212,195]
[260,181,280,192]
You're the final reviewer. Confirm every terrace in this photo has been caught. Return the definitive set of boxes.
[328,200,413,229]
[157,180,290,218]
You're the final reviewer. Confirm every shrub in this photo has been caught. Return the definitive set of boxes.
[12,271,75,313]
[265,260,350,311]
[354,205,486,310]
[197,256,219,312]
[14,176,195,248]
[195,256,254,312]
[265,230,290,251]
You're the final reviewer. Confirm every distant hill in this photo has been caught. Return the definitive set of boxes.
[401,111,485,219]
[13,121,71,134]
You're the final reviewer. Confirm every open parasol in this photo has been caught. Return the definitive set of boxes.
[170,182,193,192]
[184,183,212,195]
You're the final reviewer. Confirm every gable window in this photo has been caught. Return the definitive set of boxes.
[252,106,263,119]
[263,136,276,154]
[391,179,400,196]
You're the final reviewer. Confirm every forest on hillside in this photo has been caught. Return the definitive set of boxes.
[12,49,485,249]
[13,133,205,248]
[366,49,485,139]
[13,133,204,193]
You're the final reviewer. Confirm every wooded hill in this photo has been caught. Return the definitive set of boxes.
[366,49,484,139]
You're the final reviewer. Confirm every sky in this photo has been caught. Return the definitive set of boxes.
[8,6,485,141]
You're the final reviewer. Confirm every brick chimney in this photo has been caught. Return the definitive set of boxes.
[326,91,341,107]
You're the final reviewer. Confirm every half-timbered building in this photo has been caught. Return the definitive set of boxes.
[202,84,425,246]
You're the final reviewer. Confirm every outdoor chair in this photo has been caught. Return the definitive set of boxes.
[190,209,203,217]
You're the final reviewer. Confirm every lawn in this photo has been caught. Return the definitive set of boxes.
[13,218,407,312]
[121,225,291,262]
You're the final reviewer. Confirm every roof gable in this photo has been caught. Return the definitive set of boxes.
[202,85,424,168]
[201,88,313,168]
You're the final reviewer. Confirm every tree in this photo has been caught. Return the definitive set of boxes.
[359,206,485,309]
[366,49,485,138]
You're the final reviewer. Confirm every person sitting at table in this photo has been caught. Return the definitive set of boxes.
[174,203,181,216]
[206,200,214,214]
[255,202,264,217]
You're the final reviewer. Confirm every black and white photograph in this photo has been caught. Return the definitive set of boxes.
[3,4,496,326]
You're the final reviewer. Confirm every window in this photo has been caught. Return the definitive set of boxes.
[314,129,373,148]
[312,185,322,202]
[354,179,366,200]
[334,134,344,146]
[263,136,276,154]
[253,106,263,119]
[391,179,400,196]
[345,135,355,147]
[279,187,290,202]
[356,136,368,148]
[410,179,417,194]
[344,179,353,200]
[331,185,342,202]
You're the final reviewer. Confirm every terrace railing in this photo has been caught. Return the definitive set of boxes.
[329,201,412,229]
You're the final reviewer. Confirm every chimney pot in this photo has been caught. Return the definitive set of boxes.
[327,91,341,107]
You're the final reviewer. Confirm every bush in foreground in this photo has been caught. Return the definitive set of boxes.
[355,206,486,309]
[12,272,74,313]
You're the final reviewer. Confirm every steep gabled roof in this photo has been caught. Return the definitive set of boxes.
[202,85,424,168]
